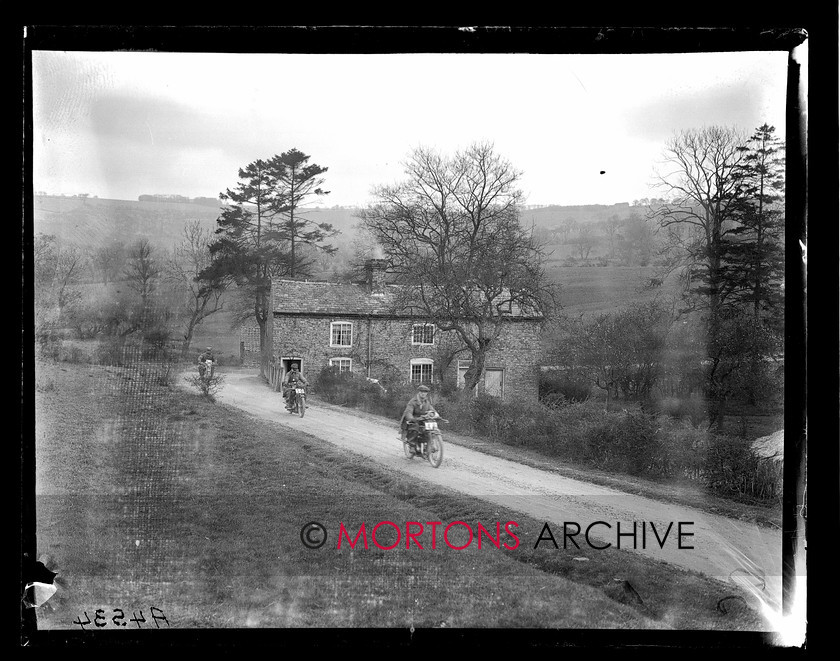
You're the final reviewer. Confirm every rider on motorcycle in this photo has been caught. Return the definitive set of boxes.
[197,346,215,379]
[400,384,437,447]
[282,363,309,410]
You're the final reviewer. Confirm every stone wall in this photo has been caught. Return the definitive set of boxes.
[479,321,543,402]
[272,314,543,402]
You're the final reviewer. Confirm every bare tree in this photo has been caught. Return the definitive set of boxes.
[602,214,622,258]
[358,142,557,394]
[166,220,229,359]
[573,225,596,261]
[54,244,87,313]
[33,234,88,316]
[91,240,126,284]
[549,301,674,406]
[616,213,655,267]
[123,238,161,307]
[648,126,748,316]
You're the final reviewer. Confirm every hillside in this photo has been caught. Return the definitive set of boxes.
[521,202,636,230]
[32,195,364,251]
[33,196,642,251]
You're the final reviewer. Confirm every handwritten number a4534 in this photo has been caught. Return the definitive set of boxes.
[74,607,167,629]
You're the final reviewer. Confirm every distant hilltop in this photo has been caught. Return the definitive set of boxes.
[521,201,643,229]
[523,202,631,211]
[138,194,220,206]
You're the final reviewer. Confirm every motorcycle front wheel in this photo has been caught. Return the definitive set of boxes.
[427,434,444,468]
[298,396,306,418]
[403,441,415,460]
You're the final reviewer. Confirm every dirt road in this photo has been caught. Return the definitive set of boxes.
[214,369,785,613]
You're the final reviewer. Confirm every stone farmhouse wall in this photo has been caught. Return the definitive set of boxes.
[271,314,542,402]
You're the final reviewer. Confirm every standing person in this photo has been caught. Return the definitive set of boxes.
[197,346,215,380]
[282,363,309,411]
[400,384,437,446]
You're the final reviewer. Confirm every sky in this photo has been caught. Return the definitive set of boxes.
[31,48,791,208]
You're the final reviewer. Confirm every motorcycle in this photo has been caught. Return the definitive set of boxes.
[403,412,447,468]
[199,358,215,383]
[286,385,307,418]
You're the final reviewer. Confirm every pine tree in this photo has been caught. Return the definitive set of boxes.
[203,152,336,377]
[721,124,786,326]
[270,149,337,278]
[205,158,286,376]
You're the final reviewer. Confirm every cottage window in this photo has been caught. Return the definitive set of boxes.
[330,321,353,347]
[411,323,435,345]
[410,358,434,385]
[329,357,353,373]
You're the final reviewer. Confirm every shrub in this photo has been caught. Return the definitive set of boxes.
[94,337,129,366]
[380,382,420,419]
[60,345,86,363]
[141,327,172,360]
[308,366,780,504]
[585,410,662,475]
[653,396,708,428]
[314,366,385,410]
[36,331,62,361]
[184,373,225,402]
[654,419,709,480]
[703,434,781,501]
[539,370,592,403]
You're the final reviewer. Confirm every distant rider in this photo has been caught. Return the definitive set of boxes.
[400,384,437,446]
[282,363,309,410]
[197,346,216,380]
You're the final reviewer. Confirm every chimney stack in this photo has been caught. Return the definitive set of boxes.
[364,259,388,295]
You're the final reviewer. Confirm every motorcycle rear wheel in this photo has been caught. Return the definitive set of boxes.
[427,434,444,468]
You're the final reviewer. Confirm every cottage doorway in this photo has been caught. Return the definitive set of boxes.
[280,357,304,382]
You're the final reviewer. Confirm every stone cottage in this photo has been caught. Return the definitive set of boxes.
[242,259,545,402]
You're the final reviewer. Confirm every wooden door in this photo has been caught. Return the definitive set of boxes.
[484,368,504,398]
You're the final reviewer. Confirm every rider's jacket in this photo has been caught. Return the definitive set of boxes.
[401,395,436,427]
[198,351,214,364]
[283,370,308,387]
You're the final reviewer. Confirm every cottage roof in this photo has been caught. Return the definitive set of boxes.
[272,279,542,320]
[273,280,399,316]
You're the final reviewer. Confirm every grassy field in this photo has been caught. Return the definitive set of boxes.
[27,359,772,643]
[547,263,668,315]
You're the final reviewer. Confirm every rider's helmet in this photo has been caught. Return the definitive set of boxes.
[206,346,212,352]
[417,385,430,392]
